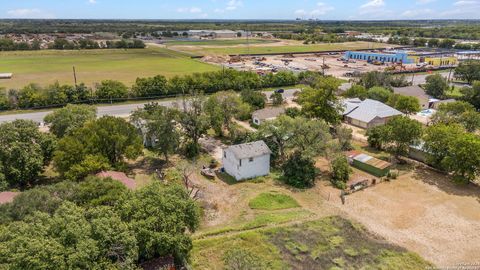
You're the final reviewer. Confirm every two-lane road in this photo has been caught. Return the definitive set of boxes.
[0,89,301,124]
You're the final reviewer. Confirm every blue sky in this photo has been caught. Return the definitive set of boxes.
[1,0,479,20]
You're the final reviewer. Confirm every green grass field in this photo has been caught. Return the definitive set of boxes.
[192,216,432,269]
[171,41,392,56]
[249,192,300,210]
[0,47,219,89]
[165,39,277,46]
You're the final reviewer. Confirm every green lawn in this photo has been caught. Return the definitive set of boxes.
[249,192,300,210]
[191,216,432,270]
[165,39,277,46]
[172,41,391,56]
[445,86,465,98]
[0,47,219,89]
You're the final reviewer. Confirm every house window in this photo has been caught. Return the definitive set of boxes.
[239,159,242,167]
[249,157,254,162]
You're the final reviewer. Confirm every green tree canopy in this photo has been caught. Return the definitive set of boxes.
[432,101,480,132]
[256,116,331,162]
[423,124,465,168]
[343,85,367,100]
[54,116,143,177]
[455,60,480,84]
[132,103,181,162]
[0,120,56,189]
[330,155,351,190]
[204,91,249,136]
[281,151,317,188]
[388,94,421,114]
[118,183,200,262]
[95,80,129,99]
[240,89,266,110]
[270,92,284,106]
[131,75,168,97]
[443,133,480,182]
[460,81,480,110]
[44,104,97,138]
[424,74,448,98]
[366,116,423,161]
[297,76,342,125]
[0,182,200,268]
[367,86,393,103]
[179,92,209,157]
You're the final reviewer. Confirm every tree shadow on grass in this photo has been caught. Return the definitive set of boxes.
[128,155,167,175]
[411,165,480,202]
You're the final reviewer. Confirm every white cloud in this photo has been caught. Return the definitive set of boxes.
[6,8,54,18]
[313,2,335,15]
[294,2,334,18]
[360,0,385,9]
[226,0,243,10]
[439,0,479,18]
[453,0,478,6]
[215,0,243,13]
[88,0,97,4]
[177,7,203,13]
[358,0,389,16]
[401,8,434,18]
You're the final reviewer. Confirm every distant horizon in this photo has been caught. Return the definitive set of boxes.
[1,0,479,20]
[1,18,480,22]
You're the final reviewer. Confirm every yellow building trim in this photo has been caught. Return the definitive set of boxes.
[409,56,457,66]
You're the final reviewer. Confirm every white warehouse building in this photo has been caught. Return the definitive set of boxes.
[222,141,271,181]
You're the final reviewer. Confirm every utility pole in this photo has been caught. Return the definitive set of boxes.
[411,73,415,86]
[322,57,326,76]
[72,66,78,88]
[246,24,250,57]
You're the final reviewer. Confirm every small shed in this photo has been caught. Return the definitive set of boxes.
[347,151,392,177]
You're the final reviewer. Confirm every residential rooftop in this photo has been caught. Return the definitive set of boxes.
[342,98,403,123]
[252,107,285,120]
[225,140,271,160]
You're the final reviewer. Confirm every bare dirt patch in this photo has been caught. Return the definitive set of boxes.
[329,165,480,266]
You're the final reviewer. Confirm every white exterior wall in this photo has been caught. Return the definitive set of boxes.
[222,150,270,181]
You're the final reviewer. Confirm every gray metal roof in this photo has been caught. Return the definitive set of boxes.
[225,140,271,160]
[342,98,403,123]
[252,107,285,120]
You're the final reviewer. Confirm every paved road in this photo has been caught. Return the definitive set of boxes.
[0,89,301,124]
[408,72,449,85]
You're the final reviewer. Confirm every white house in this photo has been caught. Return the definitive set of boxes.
[222,141,271,181]
[252,107,285,125]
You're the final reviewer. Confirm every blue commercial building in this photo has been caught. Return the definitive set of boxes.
[344,51,414,64]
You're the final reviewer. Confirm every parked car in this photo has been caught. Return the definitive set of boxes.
[275,89,285,94]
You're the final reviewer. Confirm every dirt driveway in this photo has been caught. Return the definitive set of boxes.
[326,166,480,267]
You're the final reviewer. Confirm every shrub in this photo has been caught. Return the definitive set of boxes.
[331,156,351,190]
[281,151,317,188]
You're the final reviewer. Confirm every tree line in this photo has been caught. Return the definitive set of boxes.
[0,69,299,110]
[0,38,145,51]
[367,100,480,183]
[272,32,375,44]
